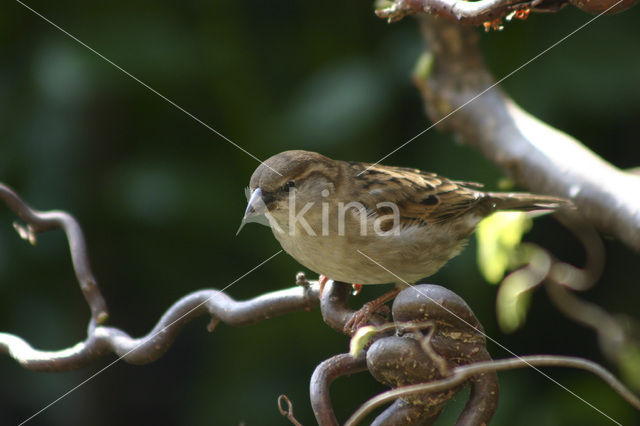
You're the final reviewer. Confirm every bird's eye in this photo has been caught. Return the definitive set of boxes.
[282,181,296,191]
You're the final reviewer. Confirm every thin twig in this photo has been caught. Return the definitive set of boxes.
[0,284,320,370]
[0,183,108,324]
[0,182,325,370]
[310,353,368,426]
[345,355,640,426]
[277,395,304,426]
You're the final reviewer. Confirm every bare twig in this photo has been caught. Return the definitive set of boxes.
[545,283,630,363]
[2,182,636,425]
[491,210,632,364]
[345,355,640,426]
[548,213,605,291]
[375,0,635,27]
[536,214,625,358]
[362,285,499,425]
[413,16,640,252]
[320,281,356,335]
[376,0,558,26]
[310,353,368,426]
[319,281,389,336]
[0,284,320,371]
[493,211,606,333]
[277,395,304,426]
[0,183,326,371]
[0,183,108,324]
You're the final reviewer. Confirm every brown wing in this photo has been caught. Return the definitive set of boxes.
[345,162,486,226]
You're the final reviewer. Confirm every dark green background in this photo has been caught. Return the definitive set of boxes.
[1,1,639,424]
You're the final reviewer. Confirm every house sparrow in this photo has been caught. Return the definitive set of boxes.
[241,150,570,331]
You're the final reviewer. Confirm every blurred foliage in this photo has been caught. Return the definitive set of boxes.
[350,325,379,358]
[620,343,640,392]
[1,1,640,425]
[493,244,548,334]
[477,212,547,333]
[477,211,532,284]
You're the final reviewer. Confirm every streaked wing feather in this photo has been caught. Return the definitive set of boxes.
[347,162,484,226]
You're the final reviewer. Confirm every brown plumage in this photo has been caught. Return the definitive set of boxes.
[345,161,567,226]
[244,150,571,286]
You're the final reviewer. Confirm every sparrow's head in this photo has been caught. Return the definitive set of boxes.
[242,150,339,224]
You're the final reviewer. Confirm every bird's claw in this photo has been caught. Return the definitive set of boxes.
[343,302,390,335]
[351,283,363,296]
[318,275,329,298]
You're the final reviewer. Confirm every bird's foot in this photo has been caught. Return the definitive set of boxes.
[343,288,401,335]
[344,303,389,335]
[351,283,363,296]
[318,274,329,298]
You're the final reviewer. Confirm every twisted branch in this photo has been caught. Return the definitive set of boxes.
[320,281,389,335]
[310,353,369,426]
[0,183,108,324]
[376,0,562,27]
[346,355,640,425]
[0,285,320,371]
[2,183,637,423]
[375,0,636,27]
[0,182,321,371]
[413,15,640,252]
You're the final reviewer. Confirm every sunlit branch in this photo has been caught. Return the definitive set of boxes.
[412,16,640,252]
[376,0,560,26]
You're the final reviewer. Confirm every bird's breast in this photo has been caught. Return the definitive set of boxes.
[267,212,479,285]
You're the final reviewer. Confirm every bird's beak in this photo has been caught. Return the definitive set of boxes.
[244,187,268,218]
[237,187,267,235]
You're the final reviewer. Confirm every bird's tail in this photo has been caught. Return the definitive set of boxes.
[485,192,573,212]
